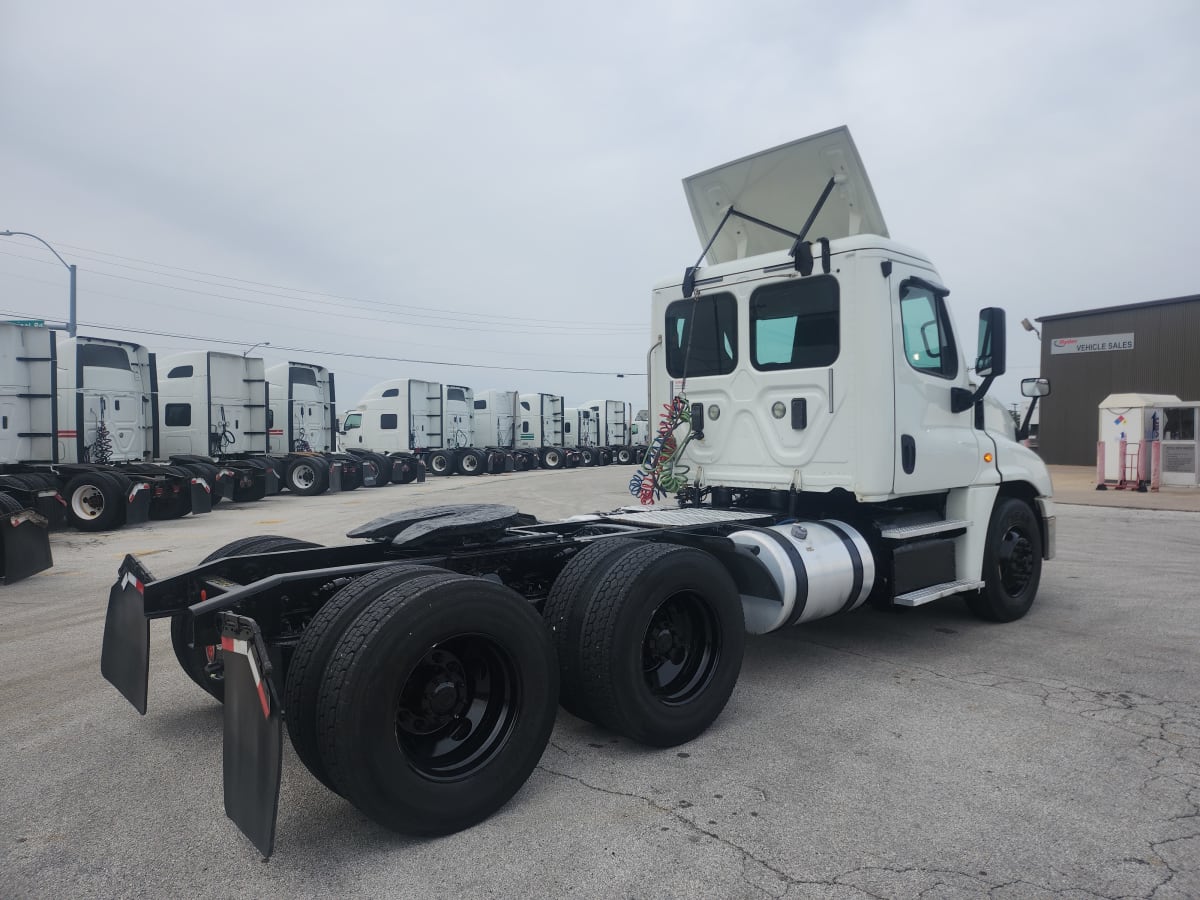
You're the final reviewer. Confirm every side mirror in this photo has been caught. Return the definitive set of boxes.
[1021,377,1051,398]
[975,308,1007,378]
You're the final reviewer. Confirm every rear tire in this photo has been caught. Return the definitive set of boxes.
[541,448,564,469]
[616,447,633,465]
[63,472,122,531]
[316,574,558,835]
[966,498,1043,623]
[171,536,321,702]
[543,538,644,720]
[284,563,450,791]
[427,451,453,477]
[455,449,485,476]
[286,457,329,495]
[573,542,744,747]
[392,456,419,484]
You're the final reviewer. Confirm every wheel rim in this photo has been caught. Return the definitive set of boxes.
[997,525,1036,596]
[545,451,560,467]
[395,635,521,781]
[431,455,449,474]
[462,454,478,473]
[71,484,105,520]
[582,450,593,465]
[292,464,316,489]
[641,591,721,705]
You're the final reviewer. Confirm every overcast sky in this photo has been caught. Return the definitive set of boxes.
[2,1,1197,413]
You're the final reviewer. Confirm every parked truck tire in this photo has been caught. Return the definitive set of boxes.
[171,536,321,702]
[284,563,451,792]
[427,450,453,477]
[542,537,644,720]
[357,452,392,487]
[285,457,329,496]
[966,498,1043,623]
[571,542,745,747]
[455,449,485,476]
[615,447,633,465]
[63,472,123,532]
[540,448,564,470]
[315,572,558,835]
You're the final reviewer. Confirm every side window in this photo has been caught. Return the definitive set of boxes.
[167,365,193,378]
[382,388,400,398]
[564,422,572,434]
[380,414,398,430]
[750,276,839,370]
[164,403,191,427]
[446,388,466,402]
[343,412,361,430]
[900,283,958,379]
[474,399,487,410]
[665,293,737,378]
[522,421,531,434]
[267,409,274,428]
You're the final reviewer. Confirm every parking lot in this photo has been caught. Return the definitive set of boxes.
[2,467,1198,899]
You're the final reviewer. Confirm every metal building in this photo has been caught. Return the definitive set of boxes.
[1036,293,1200,465]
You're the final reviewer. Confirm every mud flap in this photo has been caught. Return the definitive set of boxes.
[36,490,68,531]
[100,569,151,713]
[190,477,213,515]
[264,467,280,495]
[125,481,152,526]
[328,461,343,493]
[0,508,53,584]
[220,613,282,858]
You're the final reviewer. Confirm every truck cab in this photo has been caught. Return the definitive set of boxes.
[645,126,1054,613]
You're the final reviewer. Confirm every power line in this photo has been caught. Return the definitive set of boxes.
[0,306,647,377]
[0,268,645,362]
[0,252,642,336]
[7,237,644,329]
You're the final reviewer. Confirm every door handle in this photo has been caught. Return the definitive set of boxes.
[901,434,916,474]
[791,398,807,430]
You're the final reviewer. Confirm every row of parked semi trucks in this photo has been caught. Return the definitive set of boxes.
[0,323,651,557]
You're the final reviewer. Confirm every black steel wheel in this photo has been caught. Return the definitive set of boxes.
[171,536,320,702]
[573,542,744,746]
[579,448,596,467]
[284,564,450,791]
[316,574,558,835]
[967,497,1043,622]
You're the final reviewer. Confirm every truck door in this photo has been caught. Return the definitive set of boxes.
[890,270,983,493]
[408,382,442,449]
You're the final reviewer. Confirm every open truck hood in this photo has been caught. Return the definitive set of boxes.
[684,126,887,265]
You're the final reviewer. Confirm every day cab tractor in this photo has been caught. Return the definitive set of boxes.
[101,126,1054,856]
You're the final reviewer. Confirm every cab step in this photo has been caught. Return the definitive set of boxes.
[880,519,969,540]
[894,579,984,607]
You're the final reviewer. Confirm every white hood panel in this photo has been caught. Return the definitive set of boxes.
[684,126,888,265]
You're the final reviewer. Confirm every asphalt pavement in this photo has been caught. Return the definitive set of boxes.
[1,467,1198,899]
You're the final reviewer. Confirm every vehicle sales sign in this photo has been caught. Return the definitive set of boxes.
[1050,332,1135,355]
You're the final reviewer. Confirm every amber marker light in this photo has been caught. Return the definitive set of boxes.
[984,452,993,463]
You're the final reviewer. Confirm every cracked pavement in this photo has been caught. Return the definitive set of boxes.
[1,469,1197,898]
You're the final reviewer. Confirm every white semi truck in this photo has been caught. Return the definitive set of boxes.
[581,399,632,463]
[517,392,574,468]
[472,389,537,470]
[563,406,604,466]
[103,126,1054,857]
[156,351,277,502]
[630,408,650,451]
[337,378,446,480]
[0,326,213,533]
[264,362,367,492]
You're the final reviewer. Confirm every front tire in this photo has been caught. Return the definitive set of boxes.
[316,574,558,835]
[967,498,1043,622]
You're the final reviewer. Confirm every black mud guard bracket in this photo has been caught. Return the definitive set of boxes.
[220,612,283,859]
[100,555,155,713]
[189,476,214,515]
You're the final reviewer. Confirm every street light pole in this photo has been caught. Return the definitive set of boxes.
[243,340,270,357]
[0,230,77,337]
